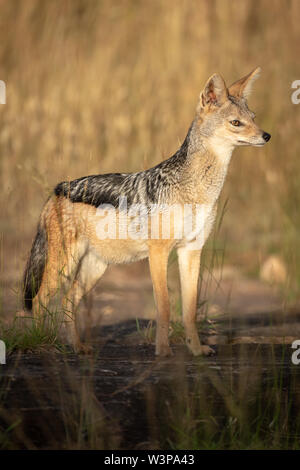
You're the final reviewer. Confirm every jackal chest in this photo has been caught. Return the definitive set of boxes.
[177,202,217,249]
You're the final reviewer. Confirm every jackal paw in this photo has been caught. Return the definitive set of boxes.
[74,342,94,355]
[155,344,173,357]
[192,344,215,356]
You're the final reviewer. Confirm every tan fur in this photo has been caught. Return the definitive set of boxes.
[33,195,213,355]
[27,68,270,356]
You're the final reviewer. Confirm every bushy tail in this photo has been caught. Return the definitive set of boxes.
[23,221,48,310]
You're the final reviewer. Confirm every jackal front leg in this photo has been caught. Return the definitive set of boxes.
[148,242,173,357]
[177,246,214,356]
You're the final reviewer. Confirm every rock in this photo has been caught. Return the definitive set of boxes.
[260,255,287,285]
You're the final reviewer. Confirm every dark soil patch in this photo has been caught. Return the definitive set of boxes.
[1,319,300,449]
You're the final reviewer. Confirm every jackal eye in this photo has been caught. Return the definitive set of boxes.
[230,119,242,127]
[229,119,242,127]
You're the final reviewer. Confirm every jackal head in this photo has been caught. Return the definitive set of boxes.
[196,67,271,151]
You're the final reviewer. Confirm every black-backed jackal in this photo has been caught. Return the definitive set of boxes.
[23,68,271,356]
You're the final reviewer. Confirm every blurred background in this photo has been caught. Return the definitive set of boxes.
[0,0,300,316]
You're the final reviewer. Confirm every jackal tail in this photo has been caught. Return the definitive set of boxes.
[23,219,48,310]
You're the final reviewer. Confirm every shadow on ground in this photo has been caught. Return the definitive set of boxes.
[1,262,300,449]
[1,314,300,450]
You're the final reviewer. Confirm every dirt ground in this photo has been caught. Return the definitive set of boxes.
[1,261,300,449]
[2,325,300,449]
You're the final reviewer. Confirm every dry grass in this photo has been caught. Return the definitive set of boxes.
[0,0,300,309]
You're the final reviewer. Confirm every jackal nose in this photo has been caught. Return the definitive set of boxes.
[263,132,271,142]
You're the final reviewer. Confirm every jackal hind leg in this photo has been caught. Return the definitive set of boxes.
[31,241,72,319]
[177,246,214,356]
[60,250,107,353]
[31,238,79,346]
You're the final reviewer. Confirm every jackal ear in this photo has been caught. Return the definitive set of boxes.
[228,67,261,99]
[198,73,228,111]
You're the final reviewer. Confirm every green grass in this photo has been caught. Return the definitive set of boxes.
[0,313,63,353]
[157,345,300,450]
[135,318,155,344]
